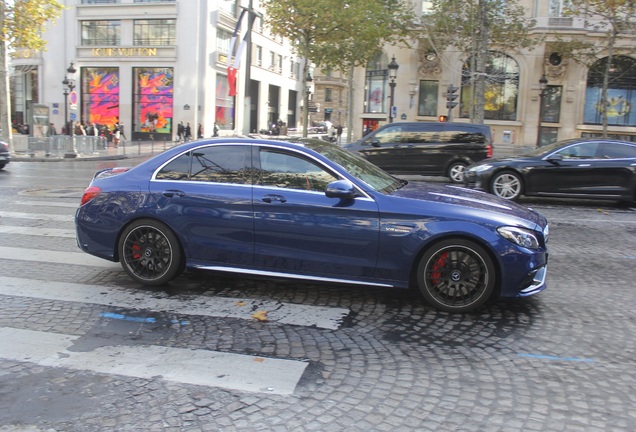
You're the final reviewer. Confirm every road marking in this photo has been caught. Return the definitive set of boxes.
[0,226,76,238]
[0,211,72,222]
[14,200,79,208]
[517,353,594,363]
[0,327,307,395]
[0,247,117,268]
[0,276,349,330]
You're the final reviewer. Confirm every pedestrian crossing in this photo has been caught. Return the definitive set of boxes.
[0,197,350,395]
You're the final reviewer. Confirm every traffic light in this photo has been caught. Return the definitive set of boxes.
[438,115,448,122]
[446,85,459,110]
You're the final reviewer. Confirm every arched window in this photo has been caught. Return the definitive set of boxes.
[460,52,519,121]
[584,55,636,126]
[364,52,389,114]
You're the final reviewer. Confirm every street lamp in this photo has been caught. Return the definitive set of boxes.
[62,62,76,136]
[303,72,313,137]
[387,56,399,123]
[62,62,77,158]
[536,74,548,148]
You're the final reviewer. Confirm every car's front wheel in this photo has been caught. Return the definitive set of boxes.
[491,170,523,200]
[417,239,496,313]
[447,161,467,183]
[118,219,183,286]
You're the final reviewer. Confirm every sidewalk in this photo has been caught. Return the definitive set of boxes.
[11,139,180,162]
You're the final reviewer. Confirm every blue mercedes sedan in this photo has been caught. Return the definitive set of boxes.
[76,138,549,313]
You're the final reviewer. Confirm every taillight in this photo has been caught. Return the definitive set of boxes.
[80,186,102,206]
[487,145,493,158]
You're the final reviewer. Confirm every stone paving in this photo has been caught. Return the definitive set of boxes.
[0,162,635,431]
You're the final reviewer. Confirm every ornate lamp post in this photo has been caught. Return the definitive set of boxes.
[62,62,76,136]
[303,72,313,137]
[62,62,77,158]
[536,74,548,148]
[387,56,399,123]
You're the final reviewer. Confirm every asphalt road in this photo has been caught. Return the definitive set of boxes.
[0,158,635,431]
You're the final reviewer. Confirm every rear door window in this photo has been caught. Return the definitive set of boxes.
[155,145,252,184]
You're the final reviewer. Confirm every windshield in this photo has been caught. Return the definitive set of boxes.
[522,139,582,157]
[303,140,403,194]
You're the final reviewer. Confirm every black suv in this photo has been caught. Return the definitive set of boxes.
[0,141,10,170]
[345,122,493,183]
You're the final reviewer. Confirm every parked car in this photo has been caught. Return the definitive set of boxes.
[344,122,493,183]
[0,141,11,170]
[75,138,548,313]
[464,138,636,203]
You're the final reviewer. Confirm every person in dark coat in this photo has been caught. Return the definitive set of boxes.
[184,122,192,141]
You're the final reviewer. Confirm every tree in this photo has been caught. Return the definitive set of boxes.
[262,0,415,138]
[557,0,636,136]
[0,0,63,146]
[421,0,536,124]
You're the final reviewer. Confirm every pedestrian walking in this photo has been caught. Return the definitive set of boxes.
[213,123,219,137]
[198,123,203,139]
[177,121,184,142]
[184,122,192,141]
[336,124,343,145]
[113,123,121,148]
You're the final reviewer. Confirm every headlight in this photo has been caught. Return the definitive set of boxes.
[470,164,493,173]
[498,226,540,249]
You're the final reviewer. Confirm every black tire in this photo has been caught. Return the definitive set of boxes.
[0,164,5,170]
[490,170,523,200]
[118,219,183,286]
[447,161,467,183]
[417,239,496,313]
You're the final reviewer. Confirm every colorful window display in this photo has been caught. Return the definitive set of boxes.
[215,74,235,130]
[82,67,120,130]
[133,67,174,135]
[584,56,636,126]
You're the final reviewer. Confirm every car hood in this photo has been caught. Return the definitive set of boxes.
[470,155,534,167]
[390,182,546,227]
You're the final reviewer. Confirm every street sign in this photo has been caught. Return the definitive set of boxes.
[391,106,397,119]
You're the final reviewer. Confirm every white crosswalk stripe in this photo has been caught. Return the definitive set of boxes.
[0,327,307,395]
[0,198,349,394]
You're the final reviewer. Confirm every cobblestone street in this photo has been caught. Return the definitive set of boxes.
[0,160,635,431]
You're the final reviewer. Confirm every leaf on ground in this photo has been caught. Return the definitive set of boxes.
[252,310,269,321]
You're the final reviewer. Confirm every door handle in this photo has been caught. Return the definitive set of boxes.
[261,194,287,203]
[162,190,185,198]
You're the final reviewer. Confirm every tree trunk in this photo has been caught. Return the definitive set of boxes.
[346,63,354,144]
[600,30,617,138]
[0,2,14,146]
[472,0,490,125]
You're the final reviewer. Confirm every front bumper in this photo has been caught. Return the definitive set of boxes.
[518,265,548,296]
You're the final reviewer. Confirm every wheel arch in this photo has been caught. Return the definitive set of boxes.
[445,158,471,183]
[114,215,186,264]
[408,233,503,299]
[489,168,525,196]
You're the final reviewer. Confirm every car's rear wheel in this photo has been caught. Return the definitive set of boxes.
[118,219,183,286]
[417,239,496,313]
[0,164,5,170]
[491,170,523,200]
[447,161,467,183]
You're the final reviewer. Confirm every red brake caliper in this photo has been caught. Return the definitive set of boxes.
[132,243,142,260]
[430,252,449,285]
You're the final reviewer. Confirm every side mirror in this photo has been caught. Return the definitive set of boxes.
[371,139,381,147]
[325,179,356,199]
[546,153,563,164]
